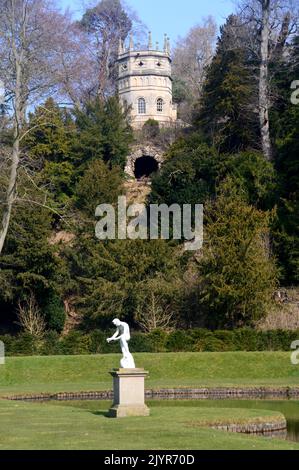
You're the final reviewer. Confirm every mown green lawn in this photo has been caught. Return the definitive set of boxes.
[0,352,298,395]
[0,353,298,450]
[0,399,297,450]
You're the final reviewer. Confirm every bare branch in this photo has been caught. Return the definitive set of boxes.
[16,292,46,337]
[135,292,175,333]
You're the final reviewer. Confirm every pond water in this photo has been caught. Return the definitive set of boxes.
[152,400,299,442]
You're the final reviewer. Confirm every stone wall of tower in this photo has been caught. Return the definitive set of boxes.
[117,35,177,129]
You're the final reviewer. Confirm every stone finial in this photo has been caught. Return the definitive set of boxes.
[164,33,168,53]
[129,32,134,51]
[156,41,159,51]
[148,31,153,50]
[118,37,123,56]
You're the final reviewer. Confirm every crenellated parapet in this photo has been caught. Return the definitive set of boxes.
[117,32,177,129]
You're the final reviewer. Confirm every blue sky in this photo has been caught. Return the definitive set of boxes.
[59,0,235,44]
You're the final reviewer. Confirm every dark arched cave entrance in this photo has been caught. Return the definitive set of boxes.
[134,156,159,179]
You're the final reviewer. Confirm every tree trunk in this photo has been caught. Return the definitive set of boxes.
[0,9,23,255]
[0,134,19,254]
[259,0,272,161]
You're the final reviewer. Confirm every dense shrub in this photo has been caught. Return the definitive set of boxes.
[89,330,109,354]
[75,159,123,217]
[1,328,298,356]
[130,333,153,353]
[0,334,14,354]
[166,330,192,352]
[214,330,236,350]
[147,329,168,352]
[60,331,91,355]
[42,292,66,333]
[195,337,227,352]
[198,181,278,329]
[188,328,214,342]
[39,331,63,355]
[142,119,160,139]
[233,329,264,351]
[7,333,38,356]
[255,329,298,351]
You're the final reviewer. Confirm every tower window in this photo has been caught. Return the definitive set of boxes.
[138,98,146,114]
[157,98,164,113]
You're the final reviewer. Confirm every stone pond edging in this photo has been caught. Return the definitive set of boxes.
[145,386,299,400]
[211,419,287,436]
[3,386,299,402]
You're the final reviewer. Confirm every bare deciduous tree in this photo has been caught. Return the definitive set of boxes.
[0,0,74,254]
[135,292,175,333]
[172,17,217,122]
[54,20,98,106]
[259,0,272,160]
[238,0,299,160]
[17,293,46,337]
[79,0,146,98]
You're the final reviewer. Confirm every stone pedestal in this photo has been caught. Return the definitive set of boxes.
[109,368,150,418]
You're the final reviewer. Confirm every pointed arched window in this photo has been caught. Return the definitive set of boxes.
[138,98,146,114]
[157,98,163,113]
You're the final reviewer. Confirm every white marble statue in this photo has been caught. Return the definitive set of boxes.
[107,319,136,369]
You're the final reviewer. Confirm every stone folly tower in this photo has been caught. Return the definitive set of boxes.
[117,32,177,129]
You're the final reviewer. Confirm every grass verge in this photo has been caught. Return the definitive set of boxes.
[0,399,297,450]
[0,352,298,395]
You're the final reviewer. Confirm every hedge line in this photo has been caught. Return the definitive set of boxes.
[0,328,298,356]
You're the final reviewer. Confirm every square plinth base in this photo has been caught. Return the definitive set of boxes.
[108,404,150,418]
[108,368,150,418]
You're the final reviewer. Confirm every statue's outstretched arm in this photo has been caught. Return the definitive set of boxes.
[107,328,121,343]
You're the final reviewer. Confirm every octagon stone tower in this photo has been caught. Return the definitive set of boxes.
[117,32,177,129]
